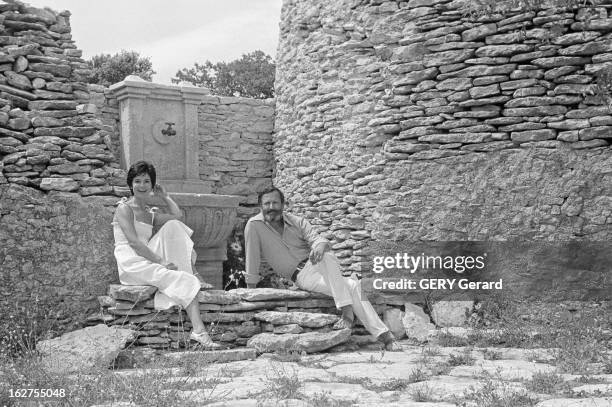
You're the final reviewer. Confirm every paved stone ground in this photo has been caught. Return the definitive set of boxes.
[99,337,612,407]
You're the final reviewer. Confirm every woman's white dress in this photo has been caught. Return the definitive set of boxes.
[112,201,201,310]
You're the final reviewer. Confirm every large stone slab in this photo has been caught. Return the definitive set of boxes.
[254,311,339,328]
[198,290,241,304]
[536,399,612,407]
[247,329,351,353]
[163,348,257,364]
[37,324,136,373]
[108,284,157,303]
[231,288,327,302]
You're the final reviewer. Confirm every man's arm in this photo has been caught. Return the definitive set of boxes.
[244,221,261,288]
[296,215,330,264]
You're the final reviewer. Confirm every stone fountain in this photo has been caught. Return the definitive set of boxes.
[109,76,240,288]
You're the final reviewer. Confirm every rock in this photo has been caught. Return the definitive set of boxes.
[232,288,324,302]
[431,301,473,327]
[511,129,557,143]
[475,44,533,57]
[273,324,304,334]
[197,289,238,303]
[39,177,79,192]
[76,103,97,114]
[559,41,612,56]
[535,398,612,407]
[579,127,612,141]
[422,49,474,67]
[531,57,591,68]
[418,133,492,143]
[402,303,435,342]
[37,324,136,373]
[247,329,351,353]
[254,311,339,328]
[13,55,29,72]
[28,100,77,110]
[383,308,406,339]
[503,106,567,116]
[462,23,497,42]
[108,284,157,303]
[469,84,500,99]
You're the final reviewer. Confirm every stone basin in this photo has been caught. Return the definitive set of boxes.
[148,192,241,288]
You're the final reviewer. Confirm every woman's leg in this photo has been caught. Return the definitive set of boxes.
[186,297,206,333]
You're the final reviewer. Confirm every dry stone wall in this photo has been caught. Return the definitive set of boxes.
[198,96,275,222]
[274,0,612,271]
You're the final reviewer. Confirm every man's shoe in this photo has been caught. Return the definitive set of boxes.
[189,331,223,350]
[378,331,402,352]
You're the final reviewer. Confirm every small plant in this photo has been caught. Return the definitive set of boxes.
[258,363,303,402]
[423,346,442,357]
[525,371,569,395]
[307,391,356,407]
[458,375,538,407]
[407,366,430,383]
[448,348,475,367]
[483,349,503,360]
[410,383,436,402]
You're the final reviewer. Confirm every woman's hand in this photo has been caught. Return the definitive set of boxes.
[152,184,169,198]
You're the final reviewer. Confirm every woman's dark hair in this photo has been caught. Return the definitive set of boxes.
[126,161,156,195]
[258,186,285,205]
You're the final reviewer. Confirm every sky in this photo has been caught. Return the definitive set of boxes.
[24,0,283,84]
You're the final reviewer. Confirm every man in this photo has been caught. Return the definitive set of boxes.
[244,186,401,351]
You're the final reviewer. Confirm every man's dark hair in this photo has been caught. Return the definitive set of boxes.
[258,186,285,205]
[126,161,156,195]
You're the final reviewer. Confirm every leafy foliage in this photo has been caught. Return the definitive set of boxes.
[86,50,155,86]
[172,50,275,99]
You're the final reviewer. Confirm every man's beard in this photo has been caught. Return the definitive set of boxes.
[263,209,281,221]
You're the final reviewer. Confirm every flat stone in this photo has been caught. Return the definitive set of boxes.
[532,57,591,68]
[450,359,555,380]
[163,348,257,364]
[37,324,136,373]
[547,120,590,130]
[553,31,602,46]
[247,329,350,353]
[512,129,557,143]
[198,290,241,304]
[571,139,608,149]
[423,49,475,67]
[201,312,255,323]
[431,301,473,327]
[254,311,339,328]
[503,106,567,116]
[28,100,77,110]
[109,284,157,303]
[469,84,500,98]
[566,107,611,119]
[536,399,612,407]
[579,127,612,141]
[419,133,492,144]
[232,288,327,302]
[475,44,533,57]
[39,177,78,192]
[273,324,304,334]
[462,23,497,42]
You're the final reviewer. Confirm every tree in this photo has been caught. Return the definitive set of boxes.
[172,50,275,99]
[86,50,155,86]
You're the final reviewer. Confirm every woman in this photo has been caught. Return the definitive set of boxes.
[112,161,221,350]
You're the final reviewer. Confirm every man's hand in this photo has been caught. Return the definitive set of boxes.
[164,262,178,270]
[309,242,329,265]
